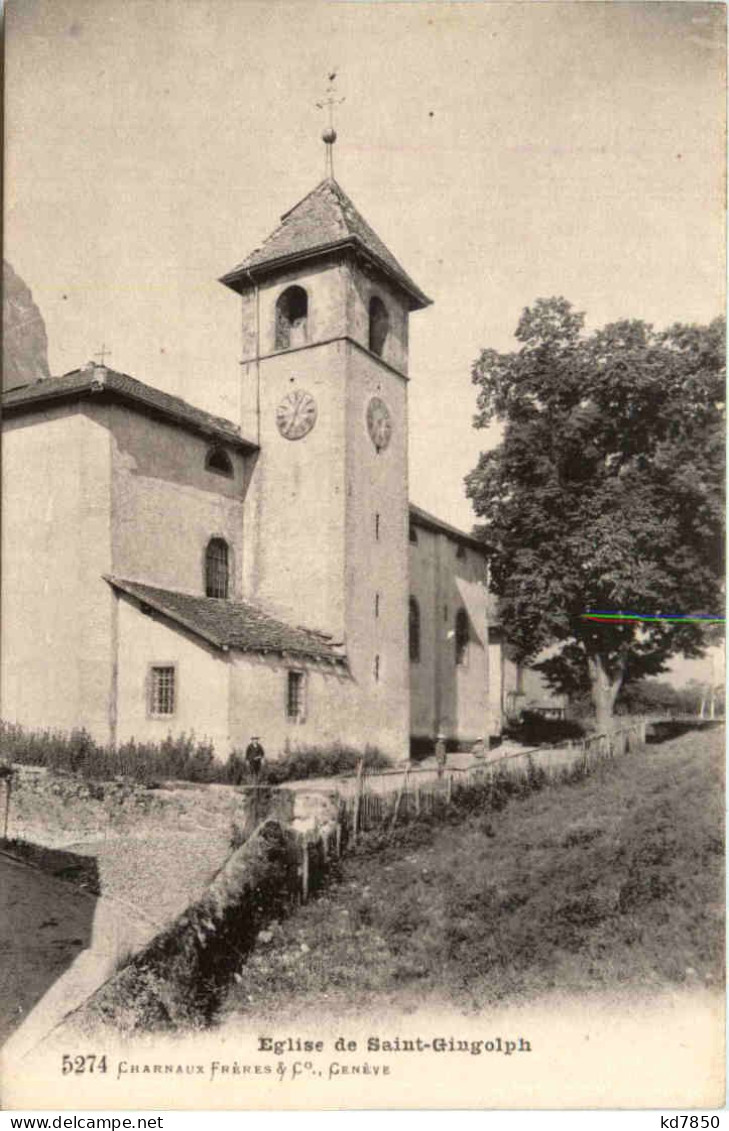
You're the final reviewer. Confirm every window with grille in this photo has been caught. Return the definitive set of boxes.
[205,538,229,598]
[150,666,175,716]
[409,597,421,663]
[287,671,305,720]
[455,607,470,666]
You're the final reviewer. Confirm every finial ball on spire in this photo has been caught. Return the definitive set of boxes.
[322,127,337,145]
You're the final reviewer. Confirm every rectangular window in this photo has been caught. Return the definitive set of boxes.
[149,665,175,716]
[287,671,305,721]
[375,513,380,541]
[456,543,466,559]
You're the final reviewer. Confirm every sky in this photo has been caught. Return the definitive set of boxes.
[5,0,726,681]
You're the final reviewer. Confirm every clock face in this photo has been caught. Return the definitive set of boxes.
[276,389,317,441]
[366,396,392,451]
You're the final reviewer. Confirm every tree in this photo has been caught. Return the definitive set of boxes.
[466,298,725,729]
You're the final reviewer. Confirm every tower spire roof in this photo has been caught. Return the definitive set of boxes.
[220,178,431,310]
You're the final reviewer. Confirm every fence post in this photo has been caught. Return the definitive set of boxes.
[301,837,310,903]
[446,772,453,805]
[389,766,411,836]
[415,782,421,816]
[2,774,11,840]
[352,757,365,845]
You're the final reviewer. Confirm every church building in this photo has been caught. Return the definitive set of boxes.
[2,156,501,761]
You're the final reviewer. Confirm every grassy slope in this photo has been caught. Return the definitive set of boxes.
[220,726,725,1022]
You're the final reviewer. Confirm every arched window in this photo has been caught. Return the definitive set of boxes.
[205,446,233,477]
[409,597,421,663]
[275,286,308,350]
[455,607,469,666]
[205,538,229,599]
[368,296,389,357]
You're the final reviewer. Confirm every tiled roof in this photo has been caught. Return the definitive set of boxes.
[2,366,257,452]
[409,503,487,554]
[106,577,347,665]
[220,178,431,310]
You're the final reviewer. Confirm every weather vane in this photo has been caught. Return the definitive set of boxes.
[316,71,345,178]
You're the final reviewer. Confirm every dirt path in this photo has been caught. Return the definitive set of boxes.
[65,829,233,926]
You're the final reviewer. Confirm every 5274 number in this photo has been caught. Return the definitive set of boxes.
[62,1055,107,1075]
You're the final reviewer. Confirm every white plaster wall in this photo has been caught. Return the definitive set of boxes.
[1,405,114,740]
[488,632,505,734]
[343,340,410,758]
[240,341,347,639]
[108,406,249,599]
[238,257,409,376]
[409,527,438,738]
[240,260,349,365]
[409,526,492,744]
[453,553,490,741]
[115,599,382,761]
[235,253,415,760]
[114,594,232,752]
[229,654,361,759]
[346,264,409,375]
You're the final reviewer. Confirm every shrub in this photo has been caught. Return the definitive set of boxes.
[0,721,391,789]
[0,720,221,786]
[261,744,391,786]
[526,754,548,792]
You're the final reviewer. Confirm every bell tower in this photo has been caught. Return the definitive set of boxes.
[220,139,431,757]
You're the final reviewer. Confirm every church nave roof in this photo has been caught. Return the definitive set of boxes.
[106,577,347,666]
[3,365,258,452]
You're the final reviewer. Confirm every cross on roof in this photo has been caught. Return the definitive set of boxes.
[94,343,111,366]
[316,72,345,177]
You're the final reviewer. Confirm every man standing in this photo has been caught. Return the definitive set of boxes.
[245,736,266,782]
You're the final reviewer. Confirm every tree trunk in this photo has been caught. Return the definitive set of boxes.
[587,653,624,732]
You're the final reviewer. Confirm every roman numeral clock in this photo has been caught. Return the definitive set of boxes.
[276,389,318,440]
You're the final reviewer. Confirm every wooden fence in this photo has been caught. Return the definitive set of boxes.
[335,717,647,842]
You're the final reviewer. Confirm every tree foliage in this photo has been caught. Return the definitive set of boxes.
[466,298,725,725]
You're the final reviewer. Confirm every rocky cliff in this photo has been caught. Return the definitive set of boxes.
[3,261,50,390]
